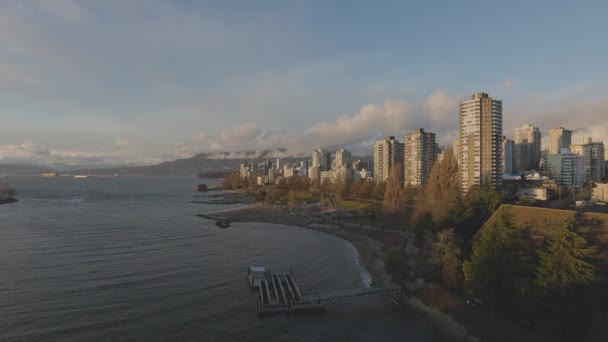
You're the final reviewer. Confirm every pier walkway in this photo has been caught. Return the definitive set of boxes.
[299,285,401,305]
[248,266,406,315]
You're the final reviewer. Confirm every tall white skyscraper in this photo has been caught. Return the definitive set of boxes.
[459,93,503,192]
[312,149,324,169]
[374,136,404,183]
[334,149,352,169]
[513,123,542,172]
[549,127,572,154]
[404,128,437,188]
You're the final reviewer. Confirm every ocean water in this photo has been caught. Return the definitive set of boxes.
[0,176,437,341]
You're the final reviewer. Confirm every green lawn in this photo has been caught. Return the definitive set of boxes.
[293,190,319,202]
[337,198,382,211]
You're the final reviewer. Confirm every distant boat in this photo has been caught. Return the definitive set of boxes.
[41,172,59,177]
[74,175,91,179]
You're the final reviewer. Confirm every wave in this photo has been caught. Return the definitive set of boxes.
[347,241,373,288]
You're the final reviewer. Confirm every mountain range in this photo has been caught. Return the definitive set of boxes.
[1,150,372,177]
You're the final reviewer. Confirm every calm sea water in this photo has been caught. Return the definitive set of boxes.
[0,176,437,341]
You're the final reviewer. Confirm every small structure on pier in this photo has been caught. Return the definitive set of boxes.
[248,266,402,315]
[197,184,208,192]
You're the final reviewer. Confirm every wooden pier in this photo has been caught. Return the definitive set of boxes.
[248,266,402,315]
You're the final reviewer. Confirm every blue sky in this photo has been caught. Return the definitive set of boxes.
[0,0,606,165]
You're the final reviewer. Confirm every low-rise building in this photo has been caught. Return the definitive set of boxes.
[593,183,608,202]
[517,187,549,201]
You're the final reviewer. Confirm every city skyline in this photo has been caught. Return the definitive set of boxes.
[1,1,607,167]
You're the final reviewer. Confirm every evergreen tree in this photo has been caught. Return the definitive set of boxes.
[463,207,532,309]
[536,216,596,290]
[450,185,504,241]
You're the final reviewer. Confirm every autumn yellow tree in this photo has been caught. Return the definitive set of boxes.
[384,165,406,223]
[416,148,460,225]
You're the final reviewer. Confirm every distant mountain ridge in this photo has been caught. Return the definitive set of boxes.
[0,150,372,177]
[72,153,310,176]
[0,164,56,176]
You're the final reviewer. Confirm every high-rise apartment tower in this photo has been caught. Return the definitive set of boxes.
[459,93,503,192]
[404,128,437,187]
[373,136,404,183]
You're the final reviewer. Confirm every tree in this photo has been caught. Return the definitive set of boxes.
[249,171,258,191]
[384,248,411,284]
[431,228,463,288]
[222,173,244,190]
[416,148,460,225]
[287,189,296,208]
[265,189,285,205]
[403,183,417,206]
[277,177,288,189]
[412,210,433,243]
[450,185,504,241]
[536,216,596,290]
[384,165,406,220]
[254,189,267,202]
[372,182,385,201]
[349,179,363,198]
[333,172,351,201]
[358,179,375,199]
[462,207,532,309]
[320,178,333,196]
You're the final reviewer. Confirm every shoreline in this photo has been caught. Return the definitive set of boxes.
[199,204,391,286]
[0,197,18,205]
[197,202,479,341]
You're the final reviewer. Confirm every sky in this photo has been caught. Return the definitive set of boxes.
[0,0,607,166]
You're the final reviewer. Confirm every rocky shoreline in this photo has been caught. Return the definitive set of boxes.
[0,197,18,205]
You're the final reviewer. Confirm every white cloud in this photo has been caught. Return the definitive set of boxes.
[189,89,462,156]
[506,85,608,149]
[114,138,130,148]
[424,89,459,121]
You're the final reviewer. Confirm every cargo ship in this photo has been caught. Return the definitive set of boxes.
[74,175,91,179]
[0,184,17,205]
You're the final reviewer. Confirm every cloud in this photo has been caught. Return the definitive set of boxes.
[2,85,607,167]
[217,124,261,146]
[501,78,515,89]
[0,141,51,163]
[506,85,608,149]
[114,138,130,148]
[424,89,459,121]
[0,141,160,166]
[189,89,462,156]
